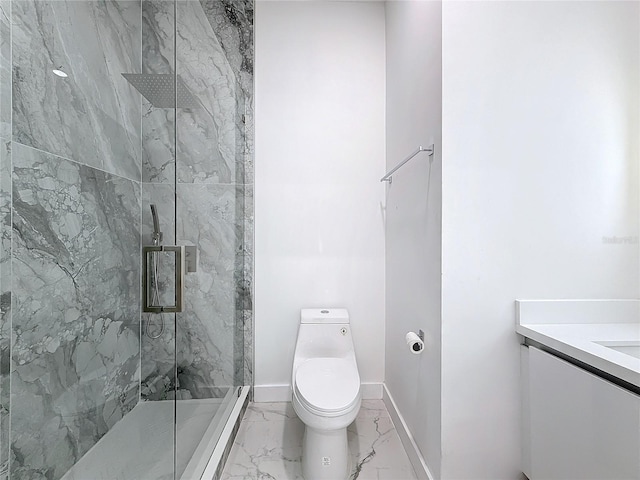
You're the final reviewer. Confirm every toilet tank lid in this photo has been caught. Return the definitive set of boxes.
[300,308,349,324]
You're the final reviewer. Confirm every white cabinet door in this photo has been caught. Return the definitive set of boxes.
[526,346,640,480]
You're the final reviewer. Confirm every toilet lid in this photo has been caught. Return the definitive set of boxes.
[294,358,360,413]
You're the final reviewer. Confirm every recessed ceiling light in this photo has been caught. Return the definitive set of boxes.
[52,68,68,78]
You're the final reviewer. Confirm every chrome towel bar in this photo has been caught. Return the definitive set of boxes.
[380,144,435,183]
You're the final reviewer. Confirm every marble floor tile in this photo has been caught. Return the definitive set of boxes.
[220,400,417,480]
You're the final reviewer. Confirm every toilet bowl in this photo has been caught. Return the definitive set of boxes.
[291,308,362,480]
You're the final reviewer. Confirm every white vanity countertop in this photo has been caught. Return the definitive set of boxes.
[516,300,640,388]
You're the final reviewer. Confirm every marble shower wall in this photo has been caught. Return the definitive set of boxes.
[0,0,254,477]
[141,0,252,185]
[0,0,11,475]
[142,0,175,184]
[0,139,10,480]
[12,0,142,182]
[7,1,144,479]
[0,0,9,139]
[11,145,141,480]
[141,0,253,401]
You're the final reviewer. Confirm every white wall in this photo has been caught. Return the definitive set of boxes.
[255,2,639,477]
[254,1,386,401]
[441,2,640,478]
[385,1,442,478]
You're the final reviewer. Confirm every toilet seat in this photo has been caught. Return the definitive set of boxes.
[294,358,360,416]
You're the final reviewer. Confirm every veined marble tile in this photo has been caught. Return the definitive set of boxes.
[221,401,418,480]
[240,189,251,305]
[0,0,10,140]
[141,183,245,400]
[140,318,176,401]
[197,0,254,185]
[198,0,253,92]
[220,411,305,479]
[4,1,253,478]
[143,0,175,76]
[232,190,247,386]
[11,143,141,480]
[140,0,253,398]
[233,186,251,389]
[12,0,142,181]
[199,0,254,185]
[237,186,252,311]
[242,186,253,388]
[243,103,254,185]
[358,399,391,419]
[242,402,297,423]
[232,90,248,185]
[175,183,241,393]
[175,0,239,184]
[0,138,10,480]
[240,309,253,388]
[143,100,176,184]
[142,182,176,247]
[140,183,178,401]
[142,1,248,185]
[348,415,417,480]
[142,0,176,184]
[233,309,244,387]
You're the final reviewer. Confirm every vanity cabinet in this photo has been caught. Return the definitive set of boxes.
[521,345,640,480]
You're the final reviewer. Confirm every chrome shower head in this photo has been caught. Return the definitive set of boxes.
[122,73,200,109]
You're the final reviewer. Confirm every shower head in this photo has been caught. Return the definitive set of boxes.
[122,73,200,109]
[150,204,163,245]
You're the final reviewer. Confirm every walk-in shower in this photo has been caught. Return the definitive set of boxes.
[0,0,254,479]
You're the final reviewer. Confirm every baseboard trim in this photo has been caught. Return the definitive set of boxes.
[360,382,383,399]
[254,384,291,402]
[382,384,434,480]
[254,382,383,403]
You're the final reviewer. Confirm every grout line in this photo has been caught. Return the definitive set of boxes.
[12,142,142,185]
[142,181,249,187]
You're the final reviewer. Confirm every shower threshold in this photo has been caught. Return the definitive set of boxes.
[60,389,238,480]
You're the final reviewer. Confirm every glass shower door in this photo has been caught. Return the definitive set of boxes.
[1,0,250,478]
[171,1,250,478]
[6,0,178,479]
[137,1,183,479]
[140,0,250,479]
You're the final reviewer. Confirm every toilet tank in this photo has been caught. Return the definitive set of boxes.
[294,308,355,363]
[300,308,349,324]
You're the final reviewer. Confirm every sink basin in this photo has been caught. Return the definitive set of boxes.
[595,341,640,360]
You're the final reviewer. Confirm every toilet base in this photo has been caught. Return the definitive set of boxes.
[302,425,351,480]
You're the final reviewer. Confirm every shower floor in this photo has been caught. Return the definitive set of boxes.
[61,398,226,480]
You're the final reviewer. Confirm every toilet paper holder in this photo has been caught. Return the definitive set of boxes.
[406,330,425,354]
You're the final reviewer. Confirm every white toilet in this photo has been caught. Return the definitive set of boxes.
[291,308,362,480]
